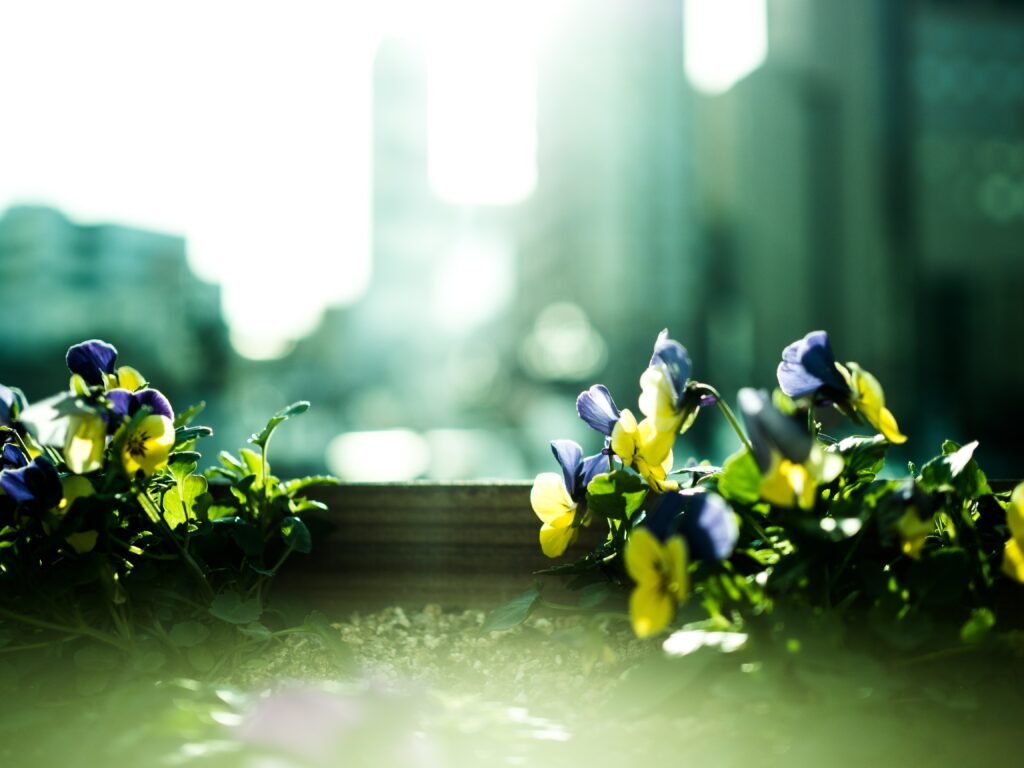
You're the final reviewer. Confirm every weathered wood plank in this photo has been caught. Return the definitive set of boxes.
[275,482,607,610]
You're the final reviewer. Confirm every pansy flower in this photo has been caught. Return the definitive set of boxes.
[738,388,843,510]
[530,439,605,558]
[64,410,108,474]
[1002,483,1024,583]
[639,330,705,435]
[576,385,621,437]
[624,527,688,638]
[0,456,62,510]
[610,409,677,493]
[0,383,27,426]
[644,488,739,562]
[66,339,148,392]
[776,330,906,444]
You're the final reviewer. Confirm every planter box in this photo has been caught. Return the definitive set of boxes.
[277,482,606,611]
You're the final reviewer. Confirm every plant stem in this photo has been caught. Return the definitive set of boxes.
[0,606,128,650]
[703,386,753,454]
[137,492,215,602]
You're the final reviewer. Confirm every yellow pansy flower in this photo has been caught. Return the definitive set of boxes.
[121,414,176,478]
[838,362,907,444]
[530,472,581,558]
[610,408,677,492]
[895,507,935,560]
[1003,483,1024,583]
[625,528,689,638]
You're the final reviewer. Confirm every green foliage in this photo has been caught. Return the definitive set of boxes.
[0,343,338,676]
[481,585,541,632]
[585,471,648,522]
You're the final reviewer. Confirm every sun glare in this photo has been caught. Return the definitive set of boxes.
[683,0,769,95]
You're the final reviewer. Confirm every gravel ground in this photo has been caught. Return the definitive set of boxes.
[237,604,654,718]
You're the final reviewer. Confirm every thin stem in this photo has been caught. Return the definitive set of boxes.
[704,386,753,454]
[0,606,128,650]
[137,492,215,602]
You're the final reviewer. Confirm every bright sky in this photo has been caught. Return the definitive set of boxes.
[0,1,761,358]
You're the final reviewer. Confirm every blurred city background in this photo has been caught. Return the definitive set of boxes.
[1,0,1023,480]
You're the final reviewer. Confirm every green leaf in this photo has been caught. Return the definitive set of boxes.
[576,582,610,609]
[717,449,761,505]
[960,608,996,644]
[586,470,648,521]
[829,435,887,482]
[213,517,264,556]
[209,591,263,625]
[908,548,971,606]
[175,425,214,446]
[280,516,312,554]
[206,504,238,521]
[249,401,310,449]
[290,498,328,513]
[168,621,211,648]
[73,645,120,672]
[481,585,541,632]
[283,475,340,495]
[239,622,272,640]
[919,440,992,499]
[174,401,206,428]
[162,475,209,529]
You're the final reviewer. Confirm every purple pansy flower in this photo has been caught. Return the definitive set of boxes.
[0,456,62,509]
[107,387,174,431]
[776,330,848,400]
[644,488,738,562]
[0,441,27,471]
[66,340,119,387]
[550,439,606,502]
[576,385,621,437]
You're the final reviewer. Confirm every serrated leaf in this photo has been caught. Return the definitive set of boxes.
[481,585,540,632]
[249,401,310,449]
[280,516,312,554]
[717,449,761,505]
[586,471,648,521]
[290,498,328,513]
[175,425,214,446]
[209,591,263,625]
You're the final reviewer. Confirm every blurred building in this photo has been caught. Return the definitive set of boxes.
[0,205,233,449]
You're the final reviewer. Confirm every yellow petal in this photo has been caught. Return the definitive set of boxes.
[1008,483,1024,543]
[665,535,689,601]
[66,530,99,554]
[611,408,639,463]
[539,515,578,558]
[60,475,96,512]
[639,367,680,433]
[637,417,674,468]
[1002,538,1024,583]
[121,414,175,478]
[64,413,107,474]
[625,527,662,585]
[630,584,674,639]
[530,473,575,524]
[848,363,907,443]
[116,366,147,392]
[897,508,934,559]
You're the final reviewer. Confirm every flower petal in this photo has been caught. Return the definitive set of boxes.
[66,340,118,387]
[530,472,575,524]
[611,408,639,463]
[539,514,578,558]
[121,414,175,478]
[777,331,847,398]
[550,439,583,499]
[649,330,691,405]
[625,527,662,586]
[576,385,620,437]
[1002,538,1024,583]
[64,413,107,474]
[1008,483,1024,543]
[0,457,62,507]
[133,388,175,421]
[629,584,674,639]
[639,367,682,433]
